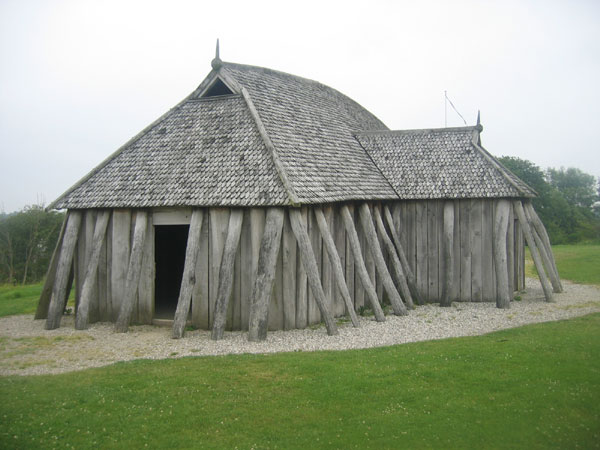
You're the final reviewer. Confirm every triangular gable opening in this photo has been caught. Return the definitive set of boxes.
[200,78,234,98]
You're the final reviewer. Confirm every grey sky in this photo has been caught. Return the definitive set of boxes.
[1,0,599,213]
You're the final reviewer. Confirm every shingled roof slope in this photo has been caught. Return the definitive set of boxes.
[355,126,536,199]
[53,95,288,208]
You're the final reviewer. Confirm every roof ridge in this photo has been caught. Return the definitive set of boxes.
[239,86,299,206]
[356,125,481,136]
[354,135,402,199]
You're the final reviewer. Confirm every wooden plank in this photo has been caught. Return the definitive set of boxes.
[281,211,297,330]
[426,201,439,302]
[506,203,515,296]
[115,211,148,332]
[35,215,67,320]
[238,209,253,331]
[494,200,511,308]
[232,224,242,331]
[344,205,355,314]
[406,202,417,291]
[514,219,524,291]
[192,209,210,329]
[248,208,285,341]
[353,205,365,311]
[211,209,244,340]
[470,199,483,302]
[452,201,461,302]
[75,210,110,329]
[209,208,230,328]
[289,208,338,336]
[307,209,322,325]
[415,201,428,303]
[314,207,359,327]
[106,215,113,320]
[45,211,82,329]
[137,213,154,324]
[110,209,131,320]
[514,201,553,301]
[459,200,472,301]
[295,207,308,329]
[268,229,284,331]
[440,201,454,307]
[481,200,495,301]
[321,205,334,317]
[333,206,347,317]
[341,205,385,321]
[97,217,109,322]
[171,209,205,337]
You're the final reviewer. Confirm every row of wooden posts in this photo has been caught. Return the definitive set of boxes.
[36,199,561,341]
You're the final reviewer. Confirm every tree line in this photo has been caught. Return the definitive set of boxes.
[498,157,600,244]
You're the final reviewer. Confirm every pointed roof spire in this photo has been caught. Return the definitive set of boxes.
[476,110,483,131]
[211,39,222,70]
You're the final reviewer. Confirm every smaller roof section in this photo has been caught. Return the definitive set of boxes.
[355,126,535,200]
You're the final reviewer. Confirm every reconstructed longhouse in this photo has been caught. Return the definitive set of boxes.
[36,46,562,341]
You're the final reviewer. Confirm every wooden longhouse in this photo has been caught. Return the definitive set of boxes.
[36,50,562,340]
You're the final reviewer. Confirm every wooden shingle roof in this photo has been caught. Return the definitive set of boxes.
[51,61,534,210]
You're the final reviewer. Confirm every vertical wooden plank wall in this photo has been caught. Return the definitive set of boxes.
[192,210,210,329]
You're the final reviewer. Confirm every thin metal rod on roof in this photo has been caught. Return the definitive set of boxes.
[477,109,481,126]
[444,91,467,126]
[215,38,220,59]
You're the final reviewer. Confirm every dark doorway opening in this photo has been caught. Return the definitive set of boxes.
[154,225,189,320]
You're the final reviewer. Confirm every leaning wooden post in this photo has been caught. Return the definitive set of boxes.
[289,208,339,335]
[358,203,407,316]
[383,205,421,304]
[493,200,511,309]
[248,207,285,342]
[171,209,204,339]
[440,201,455,307]
[75,210,110,329]
[35,216,68,320]
[513,201,553,302]
[523,202,562,293]
[115,211,148,332]
[211,210,244,340]
[340,205,385,322]
[373,206,414,309]
[45,211,82,330]
[314,207,360,327]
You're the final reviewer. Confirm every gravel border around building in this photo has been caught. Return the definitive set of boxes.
[1,278,599,376]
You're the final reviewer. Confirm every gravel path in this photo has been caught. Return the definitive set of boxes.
[1,278,599,376]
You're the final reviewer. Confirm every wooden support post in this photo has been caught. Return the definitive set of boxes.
[35,216,68,320]
[75,211,110,329]
[115,211,148,332]
[523,202,562,293]
[513,201,553,302]
[289,208,339,335]
[341,205,385,322]
[532,226,562,294]
[358,204,407,316]
[493,200,511,309]
[211,210,244,340]
[45,211,82,330]
[248,208,285,342]
[383,205,420,304]
[170,209,204,338]
[440,201,455,307]
[314,207,360,327]
[373,206,414,309]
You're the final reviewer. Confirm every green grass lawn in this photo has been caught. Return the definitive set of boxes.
[0,283,44,317]
[525,244,600,285]
[1,313,599,449]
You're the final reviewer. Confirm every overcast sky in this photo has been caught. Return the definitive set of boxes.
[1,0,599,212]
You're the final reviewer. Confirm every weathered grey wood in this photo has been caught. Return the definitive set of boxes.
[344,205,355,313]
[171,209,204,338]
[97,220,109,321]
[374,206,414,310]
[353,206,365,311]
[440,201,455,307]
[138,213,154,324]
[289,208,339,335]
[322,206,334,317]
[507,204,515,295]
[115,211,148,332]
[209,209,230,328]
[45,211,82,330]
[281,212,297,330]
[415,201,428,303]
[110,210,131,320]
[238,209,253,331]
[493,200,511,309]
[105,216,113,320]
[470,199,483,302]
[513,201,553,302]
[405,202,417,285]
[459,200,472,301]
[482,201,495,301]
[523,202,562,293]
[314,206,360,327]
[426,202,439,301]
[35,215,67,320]
[192,209,210,329]
[333,207,347,317]
[211,209,244,340]
[307,209,322,324]
[75,211,110,329]
[269,226,284,331]
[296,207,308,328]
[514,219,525,291]
[383,205,420,304]
[232,227,242,331]
[341,205,385,321]
[248,207,285,341]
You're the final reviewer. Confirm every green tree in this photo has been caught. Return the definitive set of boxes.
[546,167,598,208]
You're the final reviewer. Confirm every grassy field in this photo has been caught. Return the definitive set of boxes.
[1,313,599,449]
[0,282,44,317]
[525,244,600,285]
